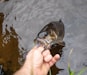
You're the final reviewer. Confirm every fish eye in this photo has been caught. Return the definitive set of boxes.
[39,32,48,38]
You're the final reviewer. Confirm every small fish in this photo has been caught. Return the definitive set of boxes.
[34,19,65,56]
[34,20,65,75]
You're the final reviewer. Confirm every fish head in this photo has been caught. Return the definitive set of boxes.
[34,19,65,49]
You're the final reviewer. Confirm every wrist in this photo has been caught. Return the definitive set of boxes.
[14,59,32,75]
[22,58,32,75]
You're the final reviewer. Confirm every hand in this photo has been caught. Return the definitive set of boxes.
[14,46,60,75]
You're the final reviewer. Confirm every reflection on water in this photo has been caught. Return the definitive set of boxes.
[0,13,21,75]
[50,64,64,75]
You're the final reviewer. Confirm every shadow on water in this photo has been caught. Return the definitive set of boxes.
[49,44,65,75]
[47,44,64,75]
[0,13,21,75]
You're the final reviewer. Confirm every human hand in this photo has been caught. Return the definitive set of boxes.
[26,46,60,75]
[14,46,60,75]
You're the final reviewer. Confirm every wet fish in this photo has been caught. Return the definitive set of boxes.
[34,19,65,56]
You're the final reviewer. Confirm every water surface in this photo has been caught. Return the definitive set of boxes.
[0,0,87,75]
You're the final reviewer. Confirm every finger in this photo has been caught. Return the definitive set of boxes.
[32,46,44,52]
[44,54,52,62]
[28,46,43,56]
[26,46,37,57]
[31,46,38,51]
[42,50,50,57]
[37,46,44,53]
[49,54,60,67]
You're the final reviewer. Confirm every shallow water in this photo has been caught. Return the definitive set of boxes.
[0,0,87,75]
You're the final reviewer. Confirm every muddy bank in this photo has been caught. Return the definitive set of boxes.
[0,13,21,75]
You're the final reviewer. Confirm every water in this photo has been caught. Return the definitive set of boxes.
[0,0,87,75]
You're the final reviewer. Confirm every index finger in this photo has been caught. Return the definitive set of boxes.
[37,46,44,53]
[32,46,44,53]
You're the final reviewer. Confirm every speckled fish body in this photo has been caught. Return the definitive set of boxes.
[34,19,65,48]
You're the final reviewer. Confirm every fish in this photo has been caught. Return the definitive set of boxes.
[34,19,65,56]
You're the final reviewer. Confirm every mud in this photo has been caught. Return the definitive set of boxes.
[0,13,21,75]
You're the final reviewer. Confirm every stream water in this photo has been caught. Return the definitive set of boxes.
[0,0,87,75]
